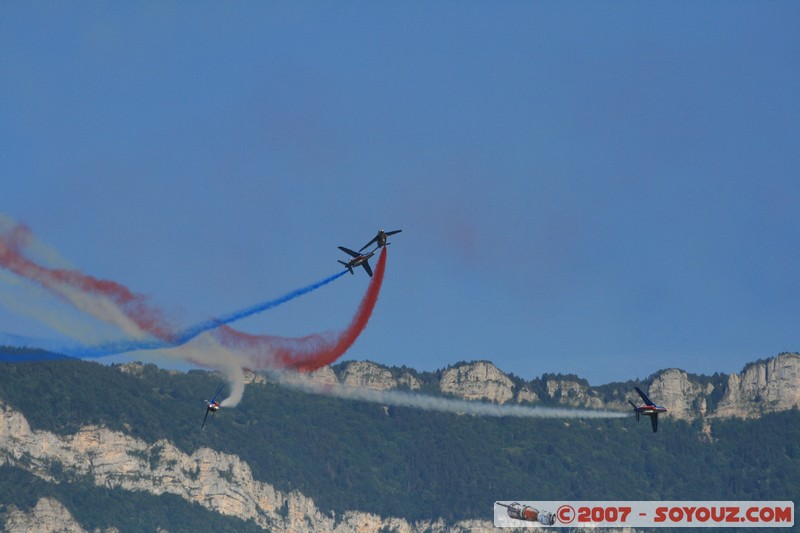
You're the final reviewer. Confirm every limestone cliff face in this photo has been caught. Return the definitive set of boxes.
[0,402,493,533]
[312,360,519,403]
[439,361,515,403]
[3,354,798,531]
[340,361,398,390]
[334,361,421,391]
[4,497,91,533]
[543,378,606,409]
[320,354,800,419]
[628,354,800,420]
[397,372,421,390]
[244,369,269,385]
[515,386,538,403]
[648,369,713,420]
[279,365,338,386]
[714,354,800,418]
[442,354,800,419]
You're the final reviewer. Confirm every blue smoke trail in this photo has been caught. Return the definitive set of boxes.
[174,269,347,345]
[1,269,348,361]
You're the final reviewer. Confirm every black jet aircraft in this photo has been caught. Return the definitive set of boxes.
[629,386,668,432]
[359,229,402,252]
[202,385,224,430]
[338,246,376,277]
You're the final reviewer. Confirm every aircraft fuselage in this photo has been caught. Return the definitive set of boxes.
[338,246,376,276]
[351,255,370,267]
[359,229,401,252]
[637,405,667,415]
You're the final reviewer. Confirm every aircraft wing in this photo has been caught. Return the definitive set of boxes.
[386,230,402,237]
[338,246,361,258]
[635,386,655,406]
[362,261,373,277]
[650,414,659,433]
[359,236,378,252]
[210,385,224,403]
[202,408,210,430]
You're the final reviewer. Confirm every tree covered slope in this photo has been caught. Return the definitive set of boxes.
[1,358,798,525]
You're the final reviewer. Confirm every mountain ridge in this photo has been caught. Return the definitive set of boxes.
[1,350,798,532]
[324,352,800,420]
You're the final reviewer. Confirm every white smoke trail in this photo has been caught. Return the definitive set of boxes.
[265,369,627,419]
[0,270,152,342]
[0,214,74,269]
[1,266,247,407]
[123,331,247,407]
[0,270,117,342]
[176,335,246,408]
[1,216,247,406]
[0,218,152,341]
[2,214,621,417]
[0,213,75,269]
[57,284,153,340]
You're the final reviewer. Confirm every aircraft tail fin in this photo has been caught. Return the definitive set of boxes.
[628,400,640,421]
[338,260,354,274]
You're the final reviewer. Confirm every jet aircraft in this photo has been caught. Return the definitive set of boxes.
[629,386,668,432]
[338,246,376,277]
[202,385,224,429]
[359,229,402,252]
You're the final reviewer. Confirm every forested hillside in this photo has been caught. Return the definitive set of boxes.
[1,357,798,526]
[0,464,265,532]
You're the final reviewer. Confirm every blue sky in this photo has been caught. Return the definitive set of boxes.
[2,2,798,385]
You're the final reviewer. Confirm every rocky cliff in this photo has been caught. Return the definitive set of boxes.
[331,353,800,420]
[3,353,798,531]
[648,369,716,420]
[3,497,96,533]
[0,402,495,533]
[714,354,800,418]
[439,361,515,403]
[122,353,800,421]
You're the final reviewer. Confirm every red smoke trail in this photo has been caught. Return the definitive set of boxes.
[0,223,175,340]
[214,247,387,371]
[2,220,387,372]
